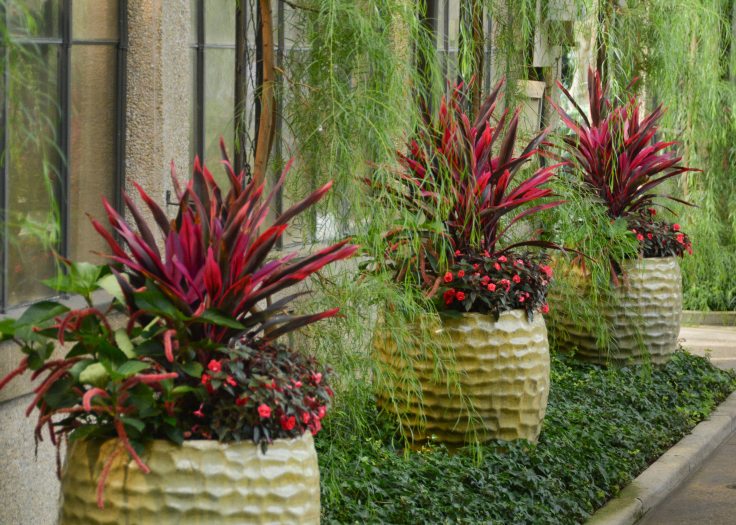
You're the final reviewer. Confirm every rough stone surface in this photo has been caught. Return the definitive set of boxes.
[375,310,550,444]
[0,394,61,525]
[126,0,192,225]
[58,433,320,525]
[550,257,682,366]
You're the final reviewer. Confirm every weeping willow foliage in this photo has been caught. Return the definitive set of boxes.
[597,0,736,310]
[275,0,475,448]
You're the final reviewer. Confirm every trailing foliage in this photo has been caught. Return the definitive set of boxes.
[317,351,736,524]
[593,0,736,309]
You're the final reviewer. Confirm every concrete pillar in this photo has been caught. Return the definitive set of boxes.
[126,0,192,221]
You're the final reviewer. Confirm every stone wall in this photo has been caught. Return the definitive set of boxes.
[0,2,192,523]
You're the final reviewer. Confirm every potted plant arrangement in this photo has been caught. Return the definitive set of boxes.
[369,80,564,446]
[547,68,695,365]
[0,143,357,524]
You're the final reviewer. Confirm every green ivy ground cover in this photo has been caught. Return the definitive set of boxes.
[316,351,736,524]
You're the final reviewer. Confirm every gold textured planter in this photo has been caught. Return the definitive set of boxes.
[549,256,682,366]
[375,309,550,445]
[58,432,320,525]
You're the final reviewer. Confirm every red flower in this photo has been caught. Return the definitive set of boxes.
[647,233,653,240]
[257,404,272,418]
[676,233,685,244]
[498,256,507,263]
[201,373,211,386]
[293,380,302,388]
[310,418,322,436]
[494,263,501,271]
[207,360,222,373]
[541,303,550,314]
[483,250,490,257]
[472,264,480,270]
[312,372,322,385]
[636,233,645,241]
[487,283,496,292]
[512,274,521,283]
[631,229,637,234]
[454,250,462,256]
[193,404,205,418]
[480,275,490,285]
[443,288,456,305]
[443,271,453,283]
[301,412,311,424]
[235,395,248,406]
[515,259,525,267]
[540,265,553,278]
[280,415,296,431]
[455,291,466,301]
[673,223,681,231]
[499,279,511,291]
[518,295,526,303]
[648,208,657,216]
[226,375,237,387]
[457,270,465,278]
[317,405,327,419]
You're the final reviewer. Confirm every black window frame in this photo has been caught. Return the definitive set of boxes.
[0,0,128,313]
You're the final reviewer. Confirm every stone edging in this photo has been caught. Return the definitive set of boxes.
[681,310,736,327]
[586,390,736,525]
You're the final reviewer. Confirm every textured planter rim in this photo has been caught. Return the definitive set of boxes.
[549,256,682,366]
[58,431,320,524]
[375,308,550,445]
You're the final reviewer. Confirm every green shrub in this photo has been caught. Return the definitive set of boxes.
[316,351,735,524]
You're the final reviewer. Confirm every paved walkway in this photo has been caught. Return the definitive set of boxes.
[637,325,736,525]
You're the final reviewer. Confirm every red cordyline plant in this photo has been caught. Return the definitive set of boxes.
[550,68,697,258]
[0,139,357,507]
[368,79,564,316]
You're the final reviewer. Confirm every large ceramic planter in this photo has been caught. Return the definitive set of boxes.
[374,309,550,445]
[548,256,682,366]
[58,432,320,525]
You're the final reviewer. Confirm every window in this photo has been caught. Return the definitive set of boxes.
[0,0,126,311]
[190,0,236,174]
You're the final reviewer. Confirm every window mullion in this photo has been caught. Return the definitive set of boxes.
[58,0,72,260]
[0,3,8,312]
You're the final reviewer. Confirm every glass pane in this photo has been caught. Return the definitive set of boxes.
[203,47,235,185]
[6,45,61,306]
[72,0,119,40]
[205,0,235,45]
[69,45,117,264]
[8,0,60,38]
